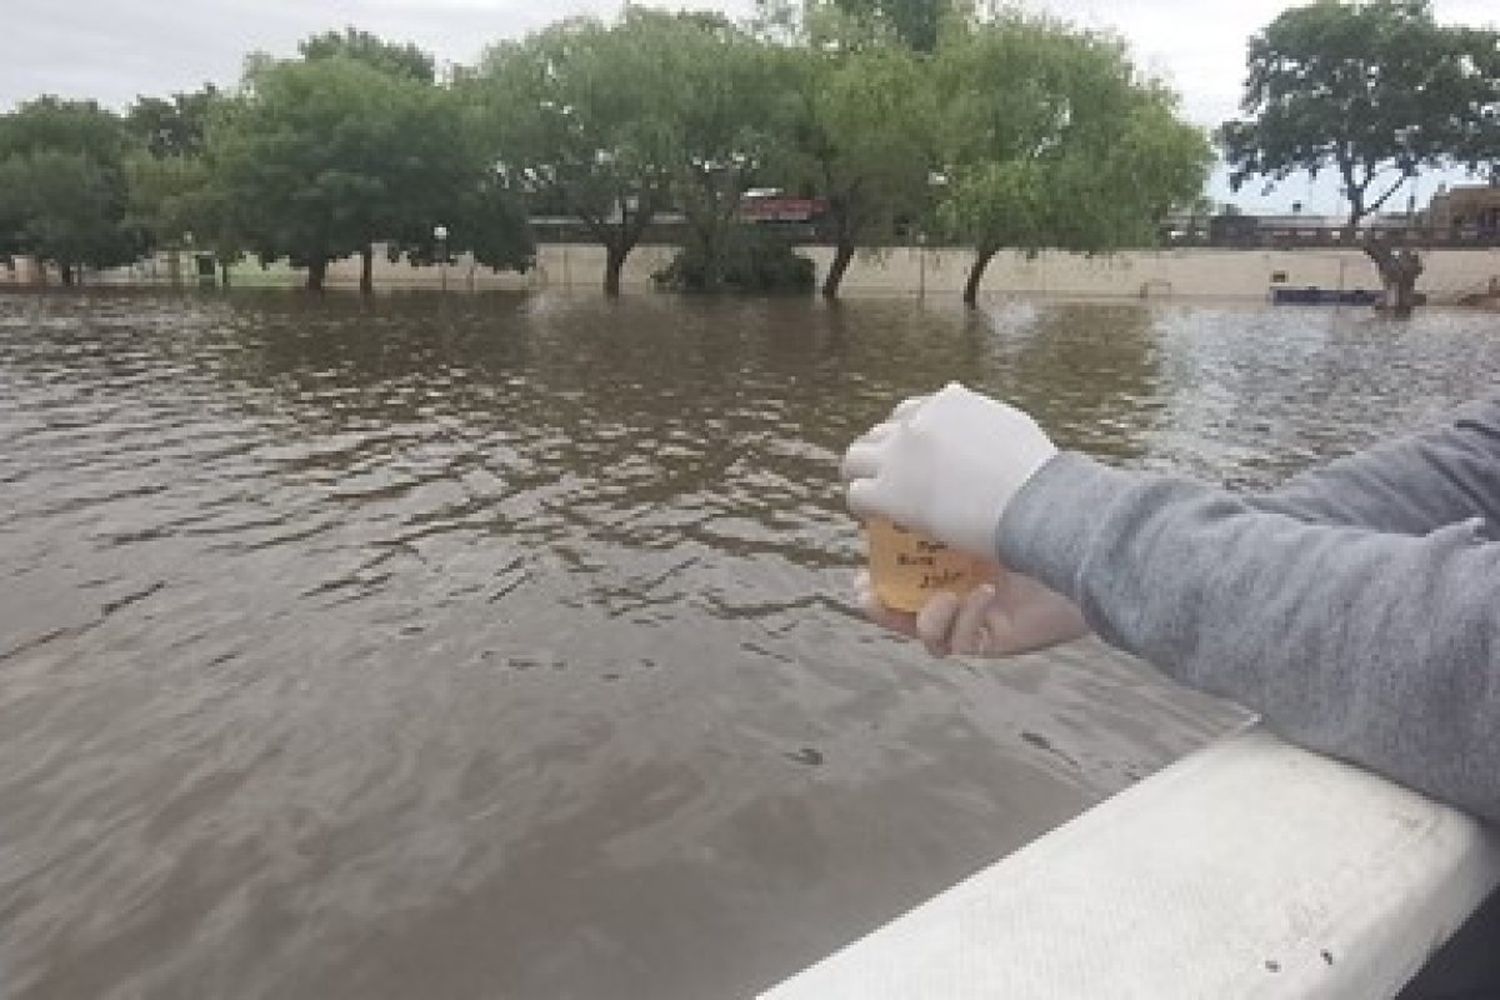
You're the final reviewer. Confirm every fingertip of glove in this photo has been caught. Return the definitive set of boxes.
[840,441,882,482]
[846,478,879,520]
[889,395,929,421]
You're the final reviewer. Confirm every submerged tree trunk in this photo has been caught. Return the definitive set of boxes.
[963,247,998,307]
[59,262,74,287]
[1364,244,1424,319]
[698,226,726,294]
[823,241,856,299]
[360,245,374,295]
[306,257,327,292]
[584,192,656,297]
[604,243,626,297]
[220,260,231,288]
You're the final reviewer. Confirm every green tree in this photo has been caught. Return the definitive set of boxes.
[477,12,692,294]
[1455,26,1500,182]
[830,0,959,52]
[127,85,221,158]
[126,149,245,285]
[450,176,535,275]
[374,84,534,281]
[655,11,783,293]
[0,97,143,284]
[397,165,535,277]
[758,0,970,51]
[212,52,526,291]
[304,31,529,286]
[211,57,386,290]
[299,27,436,83]
[936,16,1209,305]
[1219,0,1481,233]
[126,85,243,284]
[770,34,935,297]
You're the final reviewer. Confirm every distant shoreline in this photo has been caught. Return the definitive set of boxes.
[8,243,1500,305]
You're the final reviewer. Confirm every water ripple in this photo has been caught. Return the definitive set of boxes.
[1,290,1497,999]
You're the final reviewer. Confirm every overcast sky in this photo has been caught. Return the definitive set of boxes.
[3,0,1495,214]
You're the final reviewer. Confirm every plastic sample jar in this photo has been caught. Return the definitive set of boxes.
[865,517,985,613]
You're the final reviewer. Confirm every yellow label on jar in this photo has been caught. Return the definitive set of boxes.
[865,518,984,613]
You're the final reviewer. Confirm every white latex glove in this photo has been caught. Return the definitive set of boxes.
[842,383,1057,559]
[854,562,1090,658]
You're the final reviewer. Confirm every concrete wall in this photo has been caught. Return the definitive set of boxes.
[790,245,1500,302]
[326,243,1500,302]
[16,243,1500,302]
[1,256,44,286]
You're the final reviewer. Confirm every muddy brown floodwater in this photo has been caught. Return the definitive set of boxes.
[2,291,1497,999]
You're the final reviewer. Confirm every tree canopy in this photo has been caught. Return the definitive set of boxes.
[211,47,528,291]
[299,27,437,84]
[0,98,143,282]
[829,0,958,52]
[1455,25,1500,181]
[124,85,244,283]
[936,15,1210,303]
[770,33,937,296]
[127,86,221,158]
[656,12,783,293]
[1219,0,1488,230]
[477,10,706,294]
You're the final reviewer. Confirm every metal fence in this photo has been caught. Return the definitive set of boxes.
[1161,225,1500,251]
[531,219,1500,252]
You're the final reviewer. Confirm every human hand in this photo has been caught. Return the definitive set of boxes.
[841,383,1057,560]
[854,560,1089,658]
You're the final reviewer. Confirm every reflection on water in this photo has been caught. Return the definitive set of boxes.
[0,291,1496,999]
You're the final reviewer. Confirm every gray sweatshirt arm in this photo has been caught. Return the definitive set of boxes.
[1244,396,1500,534]
[997,429,1500,824]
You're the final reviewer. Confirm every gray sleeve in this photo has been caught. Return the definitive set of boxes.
[1243,395,1500,534]
[997,451,1500,825]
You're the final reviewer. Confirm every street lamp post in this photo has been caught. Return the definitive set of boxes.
[434,224,449,292]
[917,231,928,301]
